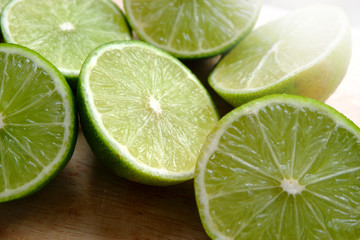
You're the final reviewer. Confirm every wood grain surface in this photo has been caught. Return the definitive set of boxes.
[0,1,359,240]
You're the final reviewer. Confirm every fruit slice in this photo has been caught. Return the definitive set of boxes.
[124,0,262,59]
[1,0,131,87]
[195,94,360,239]
[0,43,77,202]
[209,4,352,106]
[77,41,218,185]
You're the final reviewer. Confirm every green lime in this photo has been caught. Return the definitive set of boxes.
[195,94,360,239]
[124,0,262,59]
[1,0,131,87]
[0,43,77,202]
[77,40,218,186]
[209,4,352,107]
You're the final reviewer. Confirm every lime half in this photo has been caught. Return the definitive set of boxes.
[1,0,131,87]
[0,44,77,202]
[209,4,352,106]
[124,0,262,59]
[78,41,218,185]
[195,94,360,239]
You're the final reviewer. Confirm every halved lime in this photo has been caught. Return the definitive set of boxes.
[77,41,218,185]
[195,94,360,239]
[1,0,131,87]
[124,0,262,59]
[209,4,352,106]
[0,43,77,202]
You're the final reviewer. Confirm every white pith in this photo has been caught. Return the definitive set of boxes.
[280,178,304,195]
[148,95,162,115]
[0,113,4,129]
[59,21,75,31]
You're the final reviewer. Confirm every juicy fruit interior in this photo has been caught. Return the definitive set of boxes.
[3,0,131,75]
[0,52,68,192]
[211,5,348,91]
[88,45,218,173]
[203,102,360,239]
[0,0,8,11]
[125,0,261,56]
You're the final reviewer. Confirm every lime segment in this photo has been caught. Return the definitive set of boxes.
[78,41,218,185]
[1,0,131,85]
[124,0,262,58]
[209,4,352,106]
[195,94,360,239]
[0,44,77,202]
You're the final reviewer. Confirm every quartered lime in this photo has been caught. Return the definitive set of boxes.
[0,44,77,202]
[124,0,262,59]
[77,41,218,186]
[195,94,360,239]
[209,4,352,106]
[1,0,131,87]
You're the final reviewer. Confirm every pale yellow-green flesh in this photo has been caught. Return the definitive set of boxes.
[88,45,218,172]
[211,5,347,91]
[199,100,360,239]
[0,0,9,11]
[0,52,68,192]
[2,0,131,76]
[125,0,262,57]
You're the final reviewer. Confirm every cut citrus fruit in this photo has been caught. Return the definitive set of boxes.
[209,4,352,106]
[124,0,262,59]
[0,43,77,202]
[195,94,360,239]
[1,0,131,87]
[77,41,218,185]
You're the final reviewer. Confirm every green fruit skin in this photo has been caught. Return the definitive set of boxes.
[209,23,352,107]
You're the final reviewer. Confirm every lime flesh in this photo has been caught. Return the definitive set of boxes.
[124,0,262,59]
[0,44,77,202]
[0,0,8,12]
[209,4,352,106]
[78,41,218,185]
[1,0,131,85]
[195,94,360,239]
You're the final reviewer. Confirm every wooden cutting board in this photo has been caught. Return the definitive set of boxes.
[1,1,359,239]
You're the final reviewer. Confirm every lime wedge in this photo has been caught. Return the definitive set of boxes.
[1,0,131,87]
[0,44,77,202]
[124,0,262,59]
[209,4,352,106]
[77,41,218,185]
[195,94,360,239]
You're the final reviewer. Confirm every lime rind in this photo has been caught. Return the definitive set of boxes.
[209,4,352,106]
[78,40,218,185]
[0,43,77,202]
[124,0,263,59]
[195,94,360,239]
